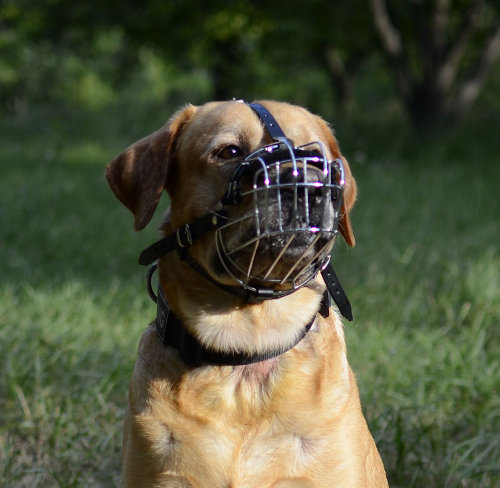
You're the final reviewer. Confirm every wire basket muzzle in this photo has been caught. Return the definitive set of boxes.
[216,141,345,294]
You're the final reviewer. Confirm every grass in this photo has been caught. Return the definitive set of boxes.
[1,104,499,487]
[336,158,500,487]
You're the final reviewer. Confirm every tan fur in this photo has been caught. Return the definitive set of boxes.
[107,100,387,487]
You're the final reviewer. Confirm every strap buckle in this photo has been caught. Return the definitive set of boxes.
[146,263,158,303]
[176,224,193,248]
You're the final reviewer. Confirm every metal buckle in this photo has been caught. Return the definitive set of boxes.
[176,224,193,248]
[146,263,158,303]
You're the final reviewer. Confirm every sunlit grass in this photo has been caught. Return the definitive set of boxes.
[1,106,499,487]
[334,149,500,487]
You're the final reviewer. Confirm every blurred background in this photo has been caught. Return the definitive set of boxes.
[1,0,499,142]
[1,1,499,487]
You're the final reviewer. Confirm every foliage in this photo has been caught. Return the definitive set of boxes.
[370,0,500,130]
[1,0,499,131]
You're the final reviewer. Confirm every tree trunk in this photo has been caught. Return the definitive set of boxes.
[324,47,353,115]
[369,0,500,132]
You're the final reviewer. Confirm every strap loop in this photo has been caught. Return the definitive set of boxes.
[321,263,353,321]
[138,212,228,266]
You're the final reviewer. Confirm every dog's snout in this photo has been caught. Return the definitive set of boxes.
[277,163,325,187]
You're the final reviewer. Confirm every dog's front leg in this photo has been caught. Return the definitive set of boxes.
[122,407,193,488]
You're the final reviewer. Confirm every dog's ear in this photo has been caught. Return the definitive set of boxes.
[337,156,356,247]
[315,115,356,247]
[106,104,197,230]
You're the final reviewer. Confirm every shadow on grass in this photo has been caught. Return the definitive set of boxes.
[1,105,499,487]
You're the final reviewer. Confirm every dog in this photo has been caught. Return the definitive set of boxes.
[106,100,388,487]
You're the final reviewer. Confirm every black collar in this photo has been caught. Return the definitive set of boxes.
[154,286,330,367]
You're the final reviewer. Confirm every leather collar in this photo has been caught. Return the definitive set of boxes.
[154,285,330,367]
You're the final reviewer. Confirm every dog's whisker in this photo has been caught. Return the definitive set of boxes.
[207,208,227,219]
[216,213,254,233]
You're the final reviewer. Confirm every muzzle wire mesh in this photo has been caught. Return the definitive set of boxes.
[216,138,345,294]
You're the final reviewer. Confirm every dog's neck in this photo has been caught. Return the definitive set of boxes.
[154,257,328,366]
[155,285,324,367]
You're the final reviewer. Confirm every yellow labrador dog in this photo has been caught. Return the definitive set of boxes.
[106,100,387,487]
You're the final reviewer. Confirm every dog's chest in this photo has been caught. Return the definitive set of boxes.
[164,361,330,480]
[231,426,324,485]
[131,322,367,486]
[232,358,279,386]
[163,413,324,486]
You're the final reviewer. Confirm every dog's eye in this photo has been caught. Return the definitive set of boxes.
[217,145,243,160]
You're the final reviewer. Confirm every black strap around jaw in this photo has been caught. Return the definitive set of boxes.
[138,212,228,266]
[155,286,324,367]
[180,251,299,303]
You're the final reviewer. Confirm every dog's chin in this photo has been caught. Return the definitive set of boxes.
[206,199,336,287]
[209,231,334,287]
[241,234,331,275]
[207,202,334,285]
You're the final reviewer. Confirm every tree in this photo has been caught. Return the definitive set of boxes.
[2,0,498,132]
[254,0,376,116]
[369,0,500,131]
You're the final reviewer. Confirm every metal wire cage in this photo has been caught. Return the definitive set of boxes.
[215,139,345,295]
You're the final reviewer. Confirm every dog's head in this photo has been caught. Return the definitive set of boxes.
[106,101,356,295]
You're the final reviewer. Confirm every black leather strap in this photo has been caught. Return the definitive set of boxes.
[248,103,293,143]
[138,212,227,266]
[155,287,320,367]
[321,263,353,321]
[179,252,295,302]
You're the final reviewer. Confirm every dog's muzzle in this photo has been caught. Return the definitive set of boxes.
[139,102,352,315]
[215,138,345,295]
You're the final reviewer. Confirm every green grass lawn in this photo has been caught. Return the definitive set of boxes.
[1,107,499,487]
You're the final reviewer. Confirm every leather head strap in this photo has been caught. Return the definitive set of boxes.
[248,102,293,144]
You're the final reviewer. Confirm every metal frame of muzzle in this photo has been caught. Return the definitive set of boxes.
[215,137,345,295]
[138,102,352,319]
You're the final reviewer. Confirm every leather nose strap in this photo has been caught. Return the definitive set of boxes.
[248,103,293,144]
